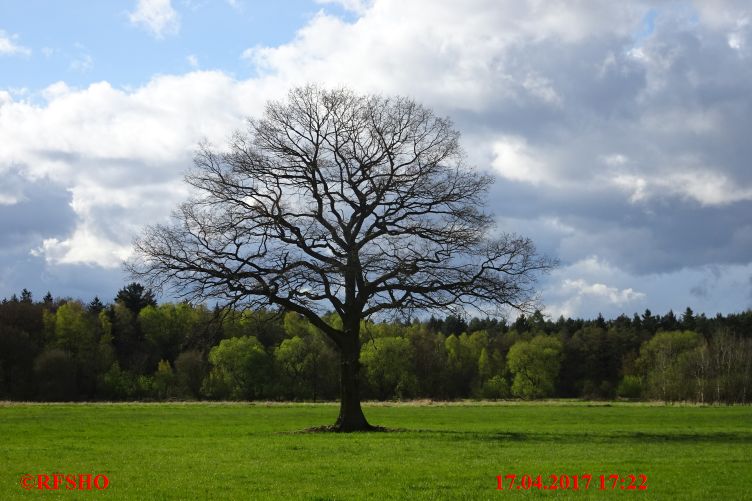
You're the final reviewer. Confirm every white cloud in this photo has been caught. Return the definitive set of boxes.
[0,72,278,267]
[543,257,647,318]
[548,278,646,319]
[0,194,20,205]
[521,73,562,106]
[667,171,752,206]
[0,30,31,56]
[491,136,547,184]
[242,2,644,112]
[3,0,752,315]
[693,1,751,30]
[32,230,131,268]
[613,170,752,206]
[602,153,629,166]
[613,174,649,203]
[186,54,199,68]
[542,257,752,318]
[129,0,180,38]
[563,279,645,304]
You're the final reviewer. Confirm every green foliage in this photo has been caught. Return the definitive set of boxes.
[54,301,96,354]
[174,350,207,399]
[507,335,563,398]
[3,286,752,404]
[51,301,102,397]
[477,347,492,382]
[275,337,309,397]
[637,330,703,401]
[360,337,416,399]
[101,362,136,400]
[97,311,116,373]
[617,375,643,399]
[139,303,196,363]
[283,312,313,339]
[274,336,319,400]
[444,334,479,397]
[479,375,510,399]
[205,336,271,399]
[222,308,286,348]
[33,349,77,401]
[708,330,752,403]
[279,315,352,401]
[0,325,36,399]
[405,327,447,398]
[152,359,177,400]
[111,302,142,370]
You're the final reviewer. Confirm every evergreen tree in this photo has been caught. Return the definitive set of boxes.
[88,296,105,315]
[115,283,157,315]
[681,307,696,331]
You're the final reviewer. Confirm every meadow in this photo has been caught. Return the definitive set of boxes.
[1,401,750,500]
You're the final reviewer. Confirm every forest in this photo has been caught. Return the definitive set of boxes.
[1,283,750,404]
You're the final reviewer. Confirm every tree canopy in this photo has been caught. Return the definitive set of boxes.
[1,287,752,405]
[129,85,552,430]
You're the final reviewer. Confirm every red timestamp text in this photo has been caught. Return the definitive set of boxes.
[496,473,648,491]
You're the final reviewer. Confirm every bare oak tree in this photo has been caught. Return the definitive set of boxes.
[129,85,552,431]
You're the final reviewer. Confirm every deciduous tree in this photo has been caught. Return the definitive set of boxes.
[130,85,552,430]
[507,335,562,399]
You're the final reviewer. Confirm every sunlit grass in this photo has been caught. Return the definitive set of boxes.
[1,401,750,500]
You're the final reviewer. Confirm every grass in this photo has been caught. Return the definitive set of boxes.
[1,401,750,500]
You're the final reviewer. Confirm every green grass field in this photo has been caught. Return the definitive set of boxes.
[1,401,750,500]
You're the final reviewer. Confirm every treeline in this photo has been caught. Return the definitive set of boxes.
[1,284,751,403]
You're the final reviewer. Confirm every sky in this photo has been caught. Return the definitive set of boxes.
[1,0,751,319]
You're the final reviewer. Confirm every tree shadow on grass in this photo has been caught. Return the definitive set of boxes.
[283,424,399,434]
[400,429,752,444]
[279,426,752,443]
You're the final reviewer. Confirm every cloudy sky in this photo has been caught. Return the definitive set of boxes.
[1,0,751,319]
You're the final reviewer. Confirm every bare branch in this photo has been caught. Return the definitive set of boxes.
[128,84,554,343]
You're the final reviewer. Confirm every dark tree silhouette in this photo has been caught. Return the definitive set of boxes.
[88,296,105,315]
[129,85,552,431]
[115,282,156,315]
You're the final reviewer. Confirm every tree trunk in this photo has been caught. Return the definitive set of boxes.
[333,339,373,432]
